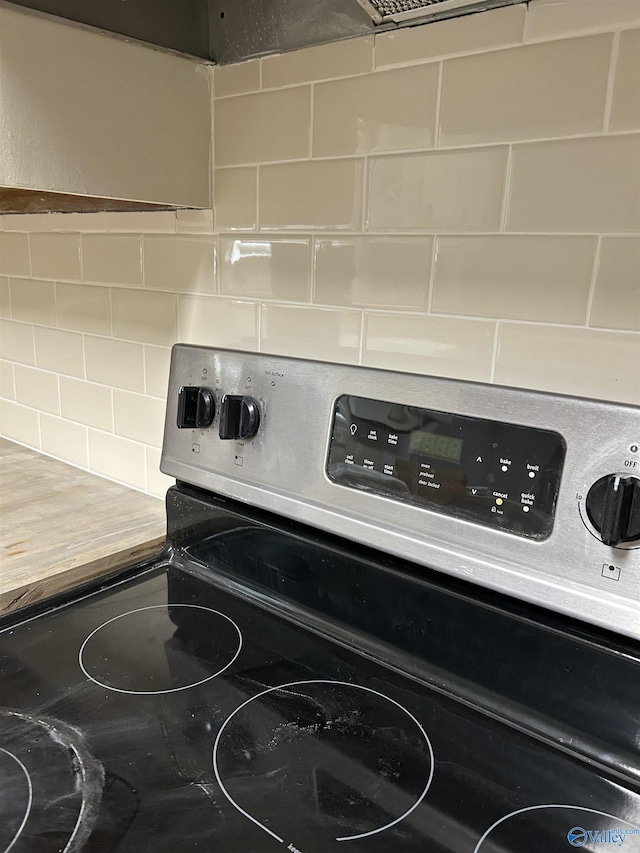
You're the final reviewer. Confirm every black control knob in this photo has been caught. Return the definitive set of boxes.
[586,474,640,546]
[177,386,215,429]
[219,395,260,440]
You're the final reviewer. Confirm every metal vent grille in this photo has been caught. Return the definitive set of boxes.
[370,0,454,14]
[356,0,507,24]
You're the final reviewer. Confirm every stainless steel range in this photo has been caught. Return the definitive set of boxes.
[163,345,640,640]
[0,344,638,853]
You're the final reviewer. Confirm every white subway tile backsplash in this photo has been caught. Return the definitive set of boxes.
[56,283,111,335]
[261,303,361,363]
[60,376,112,430]
[34,328,84,377]
[363,312,496,381]
[111,289,177,346]
[214,59,260,98]
[85,336,146,393]
[220,236,311,300]
[610,29,640,131]
[432,235,596,323]
[40,414,88,467]
[214,168,258,231]
[507,135,640,233]
[82,234,142,286]
[313,65,438,157]
[367,147,507,232]
[0,320,35,366]
[215,87,311,166]
[144,345,172,399]
[114,390,165,447]
[176,209,215,234]
[49,212,108,232]
[104,211,176,233]
[0,360,16,400]
[3,213,52,232]
[177,296,258,349]
[0,277,10,319]
[495,323,640,404]
[30,233,81,280]
[0,400,40,448]
[314,236,432,308]
[0,233,30,276]
[375,4,525,67]
[590,237,640,331]
[14,365,60,415]
[88,430,146,490]
[9,279,56,326]
[260,160,364,230]
[145,446,174,498]
[144,236,216,294]
[262,37,373,88]
[439,35,611,147]
[525,0,640,41]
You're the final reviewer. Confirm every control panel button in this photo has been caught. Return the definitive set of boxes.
[586,474,640,546]
[219,395,260,440]
[177,386,215,429]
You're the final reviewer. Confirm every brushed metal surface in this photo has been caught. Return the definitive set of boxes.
[161,346,640,639]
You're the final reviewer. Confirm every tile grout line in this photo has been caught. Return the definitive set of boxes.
[255,165,261,232]
[140,234,146,289]
[434,60,444,148]
[585,236,603,329]
[310,235,317,304]
[426,236,438,313]
[489,322,501,384]
[257,300,263,353]
[361,155,370,232]
[358,310,366,366]
[309,83,315,159]
[603,30,621,132]
[142,344,148,396]
[26,232,33,278]
[499,144,514,232]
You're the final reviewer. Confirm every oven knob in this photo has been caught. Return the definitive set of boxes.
[585,474,640,546]
[177,386,215,429]
[219,395,260,440]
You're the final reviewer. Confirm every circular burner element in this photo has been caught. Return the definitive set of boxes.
[0,712,103,853]
[0,748,32,853]
[79,605,242,695]
[475,805,640,852]
[213,680,434,846]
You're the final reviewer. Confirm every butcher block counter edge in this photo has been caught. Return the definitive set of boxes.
[0,438,167,615]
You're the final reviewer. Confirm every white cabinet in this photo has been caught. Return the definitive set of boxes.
[0,5,211,211]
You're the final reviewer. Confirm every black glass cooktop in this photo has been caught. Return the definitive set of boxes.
[1,486,639,852]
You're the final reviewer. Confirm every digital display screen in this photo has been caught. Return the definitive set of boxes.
[409,431,463,464]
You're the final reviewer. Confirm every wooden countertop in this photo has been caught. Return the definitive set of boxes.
[0,439,167,615]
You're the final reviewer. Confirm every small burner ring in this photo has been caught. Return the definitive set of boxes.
[79,604,243,695]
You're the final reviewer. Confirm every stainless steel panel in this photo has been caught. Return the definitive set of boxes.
[161,345,640,639]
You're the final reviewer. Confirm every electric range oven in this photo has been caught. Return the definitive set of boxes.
[1,345,639,853]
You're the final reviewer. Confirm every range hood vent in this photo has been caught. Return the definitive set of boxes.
[356,0,493,25]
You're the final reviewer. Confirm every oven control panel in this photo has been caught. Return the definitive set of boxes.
[326,395,566,541]
[161,345,640,640]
